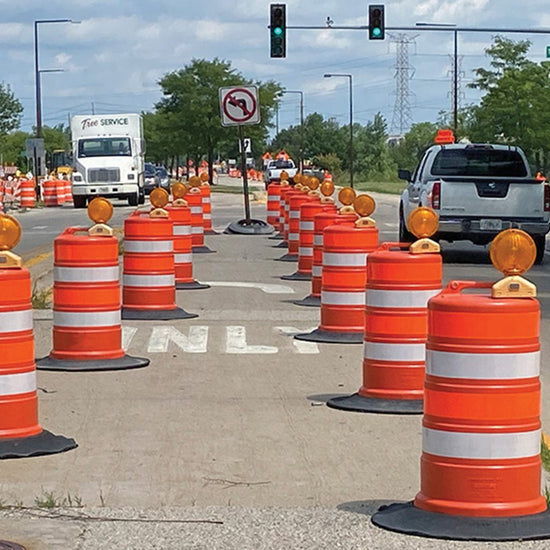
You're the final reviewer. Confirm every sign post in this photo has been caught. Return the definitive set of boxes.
[219,86,273,235]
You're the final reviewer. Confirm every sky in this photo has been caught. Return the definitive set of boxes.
[4,0,550,140]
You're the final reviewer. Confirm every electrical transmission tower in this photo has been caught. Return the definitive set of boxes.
[389,34,417,137]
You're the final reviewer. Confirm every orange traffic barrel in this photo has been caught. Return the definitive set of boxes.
[0,263,76,457]
[55,180,67,205]
[0,180,4,212]
[36,226,149,371]
[278,187,301,247]
[296,223,378,343]
[64,179,73,206]
[270,184,293,243]
[372,280,550,540]
[42,179,57,207]
[165,201,209,290]
[328,241,442,414]
[282,199,335,281]
[185,188,215,253]
[200,184,217,235]
[121,210,197,320]
[278,193,314,262]
[294,211,356,306]
[19,179,36,209]
[266,182,281,229]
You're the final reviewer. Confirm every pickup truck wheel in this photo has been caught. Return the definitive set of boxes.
[399,207,414,243]
[128,192,139,207]
[534,235,546,264]
[73,196,87,208]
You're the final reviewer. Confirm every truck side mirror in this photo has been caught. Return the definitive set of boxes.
[398,169,411,181]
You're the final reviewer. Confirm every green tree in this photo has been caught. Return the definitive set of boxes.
[0,83,23,135]
[0,130,29,167]
[390,122,439,173]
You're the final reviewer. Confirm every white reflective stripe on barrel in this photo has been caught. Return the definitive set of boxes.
[0,310,33,333]
[173,225,191,236]
[190,207,202,214]
[289,233,299,241]
[312,266,322,277]
[426,350,540,379]
[0,371,36,396]
[321,290,365,306]
[54,266,119,282]
[203,213,211,219]
[314,235,323,246]
[268,196,280,202]
[124,240,173,253]
[299,247,313,257]
[323,252,367,267]
[175,253,193,263]
[279,216,285,223]
[423,427,541,460]
[290,211,300,219]
[54,309,121,327]
[191,227,204,234]
[366,288,441,308]
[364,341,426,362]
[123,274,175,287]
[300,221,315,231]
[202,197,211,204]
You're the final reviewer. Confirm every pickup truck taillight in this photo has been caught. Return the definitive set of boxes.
[431,181,441,209]
[544,184,550,211]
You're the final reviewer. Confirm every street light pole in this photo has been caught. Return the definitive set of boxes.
[34,18,80,139]
[282,90,304,172]
[324,73,354,188]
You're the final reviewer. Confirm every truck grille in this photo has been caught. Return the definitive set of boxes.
[88,168,120,183]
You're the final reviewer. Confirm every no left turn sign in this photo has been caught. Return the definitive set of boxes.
[219,86,261,126]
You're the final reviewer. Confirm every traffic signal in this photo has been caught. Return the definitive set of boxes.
[368,5,385,40]
[270,4,286,58]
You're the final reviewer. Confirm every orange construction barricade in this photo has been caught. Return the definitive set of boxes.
[373,229,550,541]
[200,183,217,235]
[0,214,76,458]
[296,222,378,343]
[37,199,149,371]
[55,179,67,205]
[270,184,292,243]
[266,182,281,229]
[42,179,58,207]
[19,178,36,209]
[122,197,197,320]
[185,187,215,254]
[278,192,314,262]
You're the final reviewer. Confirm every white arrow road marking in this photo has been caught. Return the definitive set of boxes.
[275,326,320,354]
[202,281,295,294]
[147,326,209,353]
[225,326,278,354]
[122,326,138,351]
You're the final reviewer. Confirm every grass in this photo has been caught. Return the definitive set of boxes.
[31,282,52,309]
[352,180,406,195]
[34,490,83,509]
[542,438,550,472]
[210,184,262,194]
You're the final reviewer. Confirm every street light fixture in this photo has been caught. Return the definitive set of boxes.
[282,90,304,172]
[416,22,459,133]
[34,19,80,142]
[324,73,354,188]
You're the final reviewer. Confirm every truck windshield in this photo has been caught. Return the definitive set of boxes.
[272,160,294,169]
[78,138,131,158]
[431,148,527,177]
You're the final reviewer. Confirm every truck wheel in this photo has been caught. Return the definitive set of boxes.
[128,192,139,207]
[399,206,414,243]
[73,196,87,208]
[534,235,546,265]
[138,189,145,205]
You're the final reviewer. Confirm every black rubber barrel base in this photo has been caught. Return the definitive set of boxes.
[281,272,311,281]
[122,306,198,320]
[204,229,219,235]
[273,241,287,248]
[0,430,77,459]
[277,253,298,262]
[294,328,363,344]
[293,294,321,307]
[192,245,216,253]
[372,501,550,542]
[176,281,210,290]
[36,354,150,372]
[327,393,423,414]
[225,219,274,235]
[268,233,283,240]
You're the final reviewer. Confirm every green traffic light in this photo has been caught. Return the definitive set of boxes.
[273,26,283,36]
[372,27,381,37]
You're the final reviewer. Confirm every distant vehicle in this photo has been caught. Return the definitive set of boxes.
[155,166,170,191]
[50,149,73,179]
[71,113,146,208]
[398,141,550,263]
[263,158,298,188]
[144,162,160,195]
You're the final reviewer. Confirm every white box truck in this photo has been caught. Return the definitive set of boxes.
[70,113,146,207]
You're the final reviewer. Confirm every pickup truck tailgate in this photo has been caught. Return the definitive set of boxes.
[438,178,546,218]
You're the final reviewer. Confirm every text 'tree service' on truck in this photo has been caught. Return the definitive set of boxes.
[70,114,146,208]
[398,138,550,264]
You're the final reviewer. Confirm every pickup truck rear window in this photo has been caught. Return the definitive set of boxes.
[430,149,527,177]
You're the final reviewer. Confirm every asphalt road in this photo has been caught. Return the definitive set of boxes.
[1,183,549,549]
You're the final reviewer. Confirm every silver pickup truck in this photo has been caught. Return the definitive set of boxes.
[399,143,550,263]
